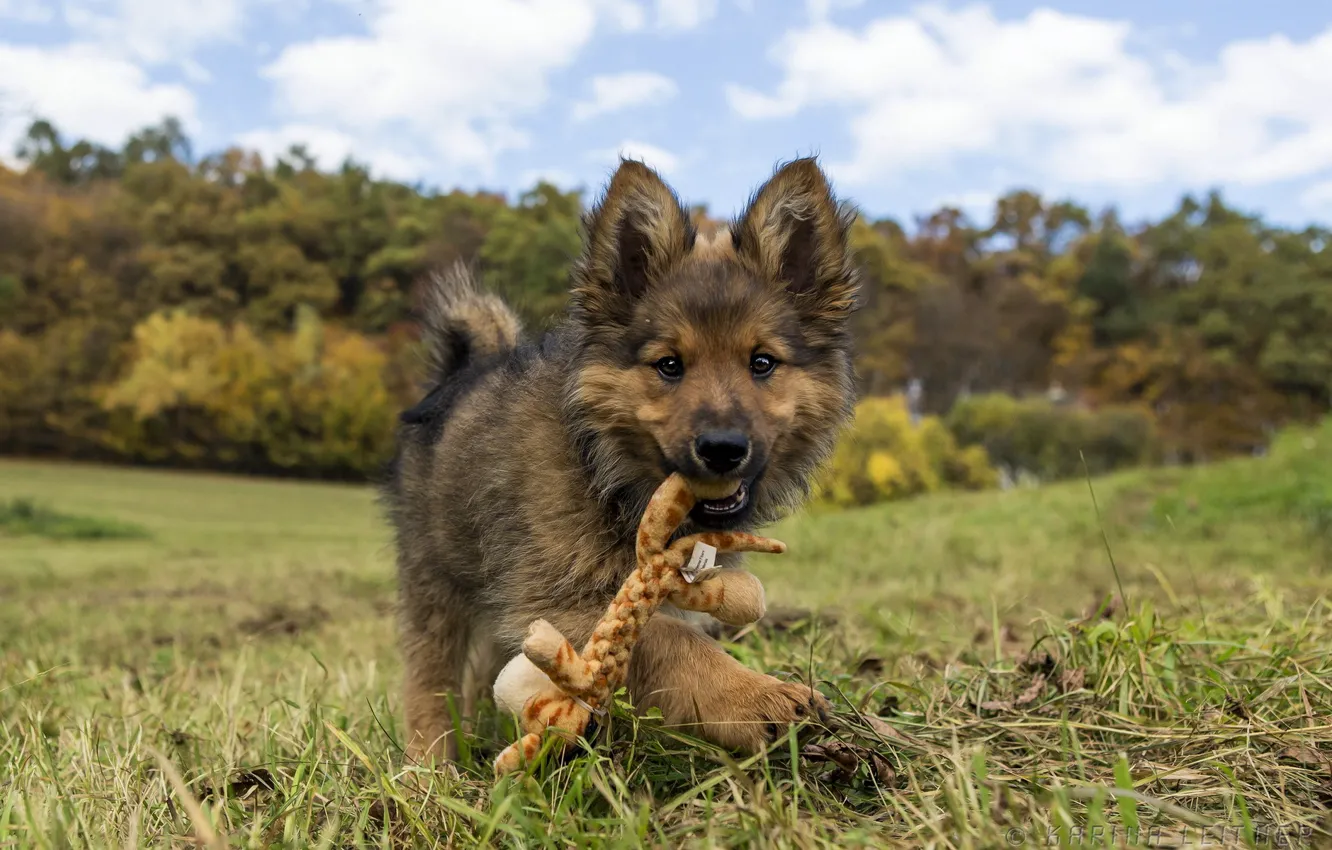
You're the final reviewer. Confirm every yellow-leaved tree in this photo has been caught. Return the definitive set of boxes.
[98,307,396,477]
[814,395,997,509]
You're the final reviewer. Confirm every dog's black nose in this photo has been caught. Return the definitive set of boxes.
[694,431,750,475]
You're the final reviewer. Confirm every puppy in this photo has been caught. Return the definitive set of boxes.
[384,157,860,763]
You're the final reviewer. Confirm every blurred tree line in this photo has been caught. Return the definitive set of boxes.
[2,117,1329,481]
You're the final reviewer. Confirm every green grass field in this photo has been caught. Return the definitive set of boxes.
[3,420,1331,848]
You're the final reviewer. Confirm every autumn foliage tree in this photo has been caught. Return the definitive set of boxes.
[2,117,1330,484]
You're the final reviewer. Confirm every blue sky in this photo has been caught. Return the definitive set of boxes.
[3,0,1332,229]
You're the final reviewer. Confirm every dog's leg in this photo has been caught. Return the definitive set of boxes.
[400,608,471,766]
[460,620,501,722]
[627,615,829,753]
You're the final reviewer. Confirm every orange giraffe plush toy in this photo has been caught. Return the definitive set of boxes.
[492,472,784,777]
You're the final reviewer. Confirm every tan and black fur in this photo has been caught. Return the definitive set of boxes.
[384,158,861,764]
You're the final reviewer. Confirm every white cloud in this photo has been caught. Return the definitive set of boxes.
[597,0,646,30]
[235,124,430,180]
[255,0,606,175]
[62,0,249,65]
[728,4,1332,194]
[572,71,678,121]
[805,0,862,21]
[654,0,717,30]
[0,1,236,161]
[0,43,197,160]
[591,140,680,173]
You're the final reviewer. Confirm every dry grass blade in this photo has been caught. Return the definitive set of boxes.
[146,746,228,850]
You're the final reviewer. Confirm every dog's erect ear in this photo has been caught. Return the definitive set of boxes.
[570,159,695,325]
[733,158,859,322]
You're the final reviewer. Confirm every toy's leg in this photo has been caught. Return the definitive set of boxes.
[495,732,544,776]
[628,615,829,754]
[666,569,767,626]
[667,532,787,561]
[636,474,696,561]
[522,619,599,697]
[493,694,592,777]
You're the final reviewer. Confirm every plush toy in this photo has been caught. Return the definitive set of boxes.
[491,472,785,777]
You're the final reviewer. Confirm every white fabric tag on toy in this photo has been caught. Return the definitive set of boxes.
[682,541,719,583]
[571,693,607,718]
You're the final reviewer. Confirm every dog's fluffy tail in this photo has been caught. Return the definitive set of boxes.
[420,262,523,382]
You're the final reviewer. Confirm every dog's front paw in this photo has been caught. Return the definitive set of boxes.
[697,671,829,753]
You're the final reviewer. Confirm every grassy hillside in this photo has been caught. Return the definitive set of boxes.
[2,420,1330,847]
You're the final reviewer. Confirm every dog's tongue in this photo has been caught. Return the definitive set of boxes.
[688,478,743,501]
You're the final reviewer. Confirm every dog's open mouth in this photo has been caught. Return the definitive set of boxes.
[693,481,750,518]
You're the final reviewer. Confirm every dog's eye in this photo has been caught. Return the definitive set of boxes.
[654,356,684,380]
[750,353,777,377]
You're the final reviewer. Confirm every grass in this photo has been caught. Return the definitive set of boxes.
[0,498,150,541]
[2,419,1331,848]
